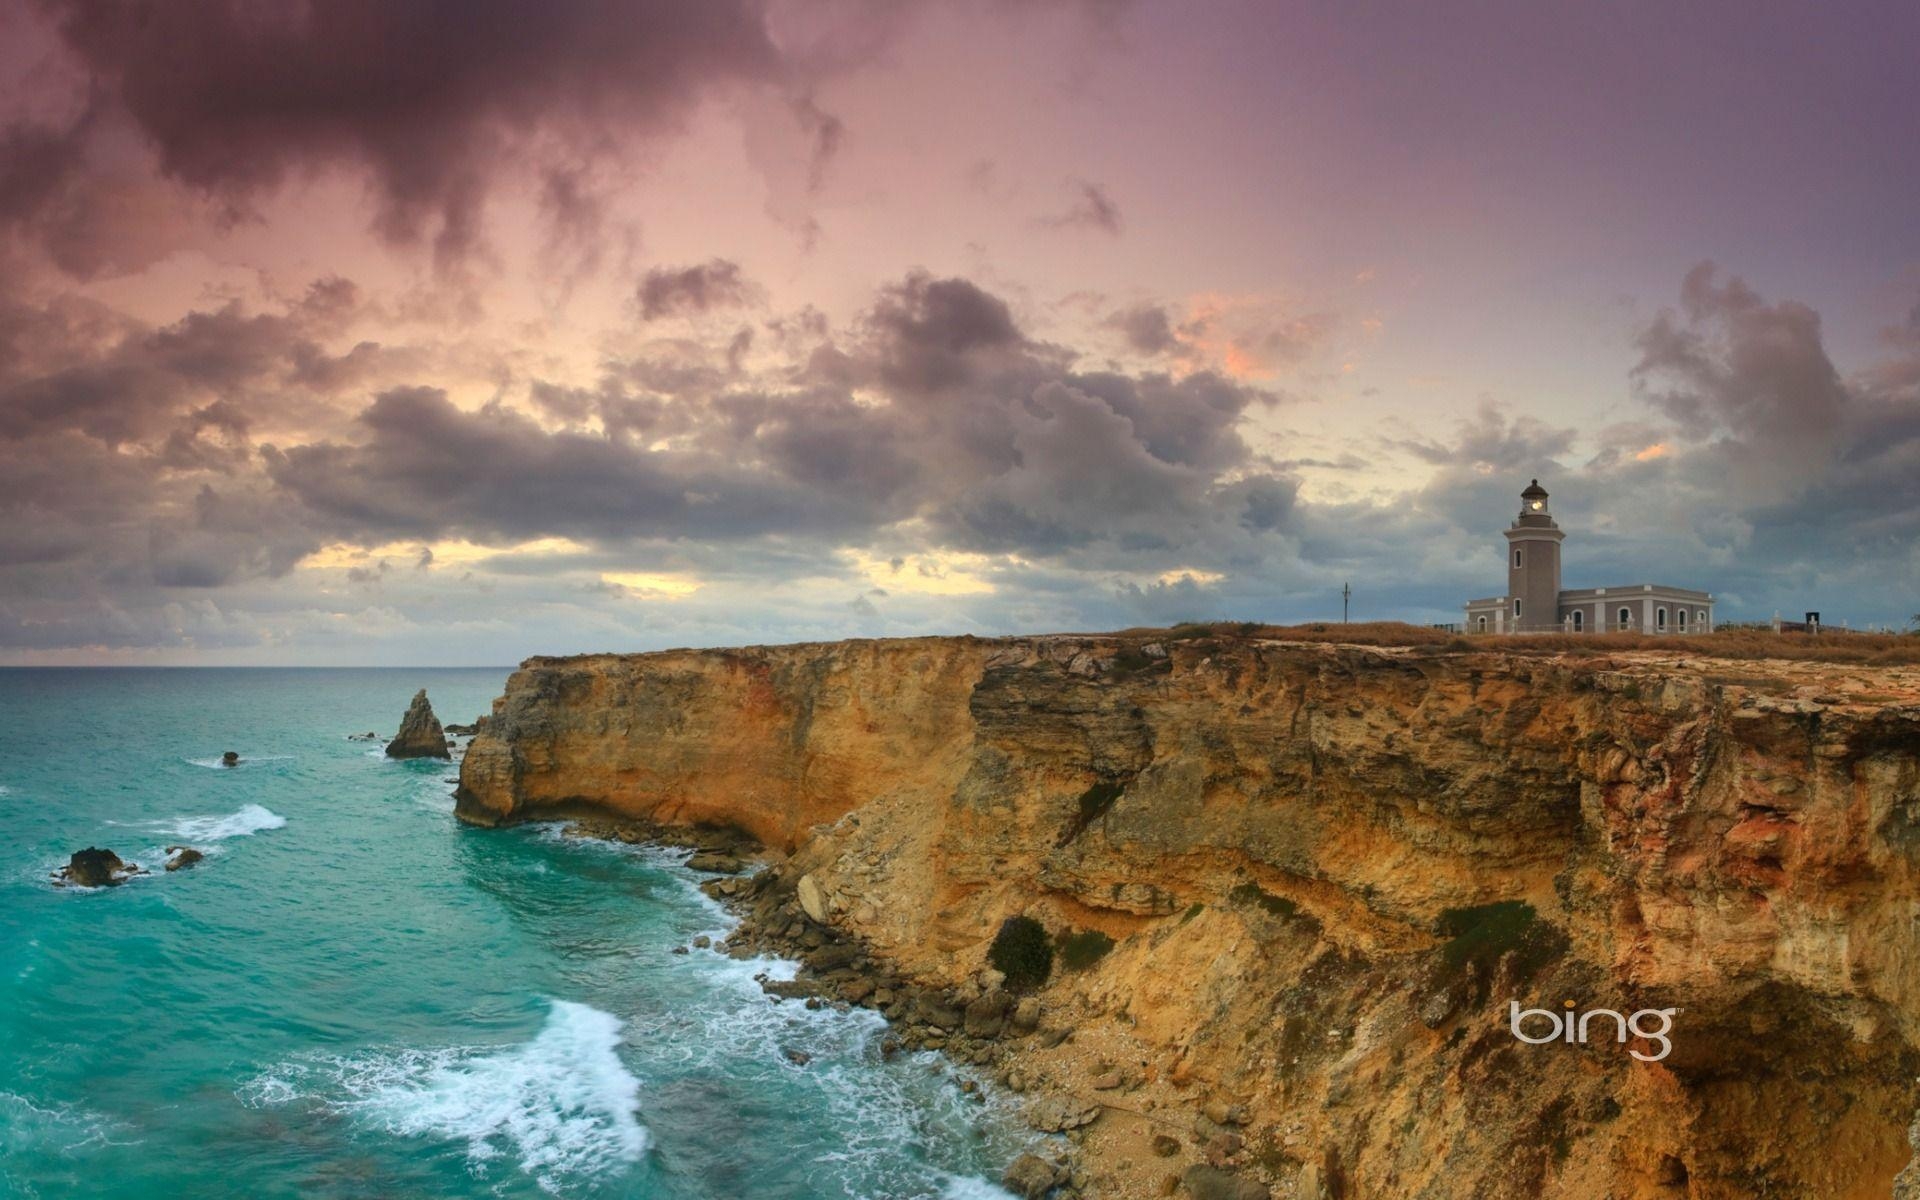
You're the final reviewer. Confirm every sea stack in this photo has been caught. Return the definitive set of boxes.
[54,847,143,887]
[385,689,451,759]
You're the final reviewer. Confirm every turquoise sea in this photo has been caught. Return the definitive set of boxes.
[0,669,1026,1199]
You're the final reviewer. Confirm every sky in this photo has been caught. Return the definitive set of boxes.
[1,0,1917,664]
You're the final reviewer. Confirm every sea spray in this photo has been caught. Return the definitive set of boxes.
[155,804,287,842]
[253,1000,647,1192]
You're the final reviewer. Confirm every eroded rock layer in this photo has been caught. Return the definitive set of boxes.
[456,634,1920,1199]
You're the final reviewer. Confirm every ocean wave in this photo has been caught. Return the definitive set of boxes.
[0,1092,134,1155]
[939,1173,1021,1200]
[244,1000,647,1193]
[155,804,287,842]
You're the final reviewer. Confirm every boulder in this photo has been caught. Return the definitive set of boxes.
[1010,996,1043,1034]
[796,872,829,923]
[1002,1152,1063,1199]
[221,751,240,767]
[385,689,450,759]
[54,847,143,887]
[164,846,204,872]
[685,852,744,873]
[1181,1165,1270,1200]
[964,990,1012,1038]
[1026,1096,1100,1133]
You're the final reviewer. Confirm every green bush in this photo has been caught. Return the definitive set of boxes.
[1109,646,1155,674]
[1230,881,1298,919]
[1435,900,1563,980]
[1059,779,1125,845]
[988,915,1053,991]
[1056,928,1116,970]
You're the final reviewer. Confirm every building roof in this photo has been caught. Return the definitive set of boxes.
[1558,585,1713,602]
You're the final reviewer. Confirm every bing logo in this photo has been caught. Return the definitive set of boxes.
[1509,999,1676,1062]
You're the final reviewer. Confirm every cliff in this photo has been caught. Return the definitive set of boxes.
[456,633,1920,1199]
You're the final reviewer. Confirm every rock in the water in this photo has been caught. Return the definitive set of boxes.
[221,751,240,767]
[164,846,205,872]
[55,847,143,887]
[685,852,744,873]
[385,689,450,759]
[1181,1164,1270,1200]
[1002,1152,1063,1199]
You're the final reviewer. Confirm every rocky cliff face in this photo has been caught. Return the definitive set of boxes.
[457,634,1920,1199]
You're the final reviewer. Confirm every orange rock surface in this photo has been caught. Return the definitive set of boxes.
[458,633,1920,1199]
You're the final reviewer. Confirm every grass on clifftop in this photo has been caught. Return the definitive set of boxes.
[1112,620,1920,666]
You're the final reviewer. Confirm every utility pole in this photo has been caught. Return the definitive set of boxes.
[1342,582,1350,624]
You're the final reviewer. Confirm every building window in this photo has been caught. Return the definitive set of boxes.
[1678,609,1687,632]
[1477,615,1487,632]
[1514,598,1522,618]
[1657,606,1668,631]
[1571,610,1583,631]
[1618,607,1631,629]
[1698,610,1707,627]
[1513,548,1523,569]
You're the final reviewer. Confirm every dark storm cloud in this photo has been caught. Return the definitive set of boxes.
[249,271,1293,575]
[863,271,1026,392]
[0,277,364,445]
[1387,400,1576,473]
[30,0,784,264]
[263,386,877,545]
[1106,303,1177,355]
[637,259,761,321]
[1632,263,1850,454]
[1041,181,1123,235]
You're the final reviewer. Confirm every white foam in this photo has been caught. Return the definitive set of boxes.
[940,1174,1021,1200]
[252,1000,647,1193]
[0,1091,133,1154]
[184,754,294,769]
[156,804,286,842]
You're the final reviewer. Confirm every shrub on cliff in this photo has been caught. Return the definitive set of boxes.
[1435,900,1565,986]
[1230,881,1298,919]
[1056,928,1115,971]
[989,916,1053,991]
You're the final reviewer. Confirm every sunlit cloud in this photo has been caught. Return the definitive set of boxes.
[301,538,591,571]
[847,550,1001,596]
[599,572,703,598]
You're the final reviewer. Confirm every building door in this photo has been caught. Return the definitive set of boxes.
[1678,609,1687,632]
[1618,606,1631,630]
[1571,610,1583,632]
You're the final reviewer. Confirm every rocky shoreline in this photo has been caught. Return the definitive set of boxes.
[564,814,1271,1200]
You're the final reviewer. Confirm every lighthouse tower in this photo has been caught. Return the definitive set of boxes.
[1503,479,1563,632]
